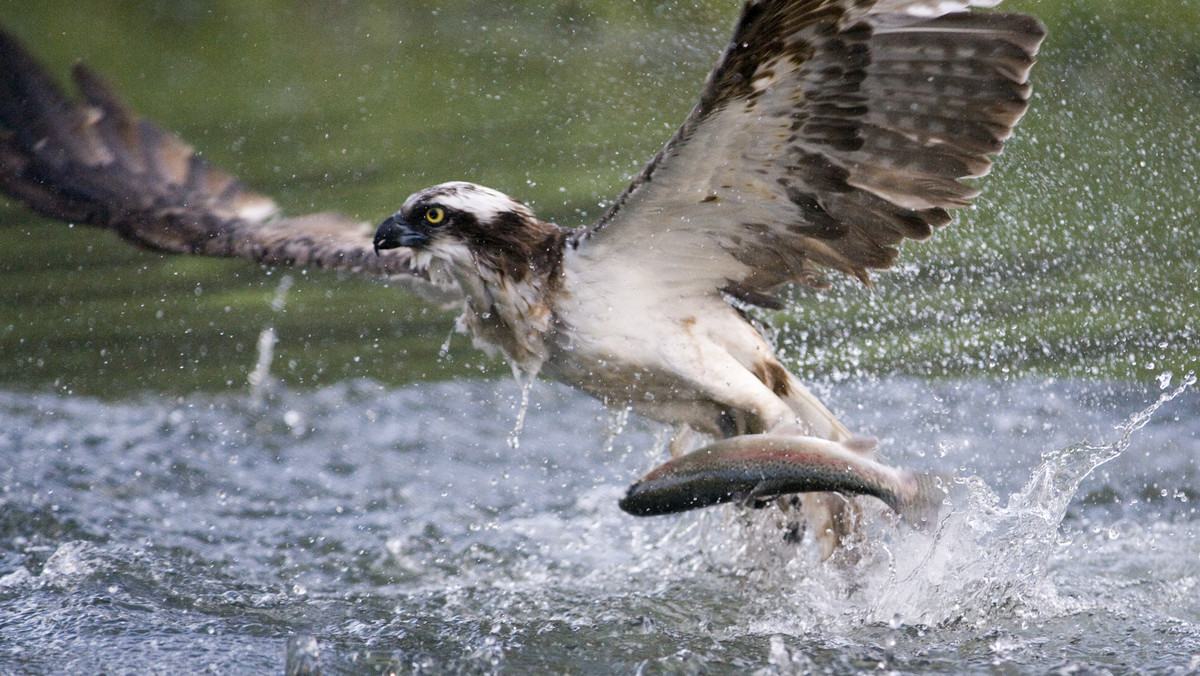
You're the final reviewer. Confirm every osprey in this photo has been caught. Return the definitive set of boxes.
[0,1,1044,540]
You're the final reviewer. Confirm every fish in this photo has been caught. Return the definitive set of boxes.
[619,434,947,525]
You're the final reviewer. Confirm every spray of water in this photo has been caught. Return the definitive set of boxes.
[507,376,535,450]
[632,375,1195,632]
[248,275,294,407]
[864,374,1194,625]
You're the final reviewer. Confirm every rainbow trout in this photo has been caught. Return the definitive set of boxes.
[619,435,945,524]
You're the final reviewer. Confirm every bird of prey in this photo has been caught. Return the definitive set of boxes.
[0,1,1045,541]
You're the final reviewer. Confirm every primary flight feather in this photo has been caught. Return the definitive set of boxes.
[0,0,1045,534]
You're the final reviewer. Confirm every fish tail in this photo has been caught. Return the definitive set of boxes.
[892,471,953,528]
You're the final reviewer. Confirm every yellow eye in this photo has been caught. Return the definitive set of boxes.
[425,207,445,224]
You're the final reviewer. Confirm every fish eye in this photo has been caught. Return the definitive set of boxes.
[425,206,445,225]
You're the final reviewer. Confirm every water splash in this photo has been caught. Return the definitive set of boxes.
[634,376,1196,632]
[1010,374,1193,521]
[867,374,1195,625]
[285,633,321,676]
[507,376,535,450]
[438,330,454,361]
[1,377,1194,673]
[248,274,293,406]
[603,406,632,455]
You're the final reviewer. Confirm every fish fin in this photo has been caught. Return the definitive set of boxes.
[841,437,879,458]
[740,478,786,508]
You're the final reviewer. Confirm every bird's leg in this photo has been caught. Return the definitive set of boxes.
[800,491,864,562]
[764,418,871,558]
[669,424,704,458]
[776,376,854,442]
[765,422,811,438]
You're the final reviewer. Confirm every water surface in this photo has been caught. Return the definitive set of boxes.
[2,0,1198,393]
[2,377,1196,673]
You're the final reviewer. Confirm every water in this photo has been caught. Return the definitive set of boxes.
[4,1,1200,393]
[1,376,1196,674]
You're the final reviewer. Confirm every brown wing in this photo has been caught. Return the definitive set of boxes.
[0,28,457,300]
[570,0,1045,306]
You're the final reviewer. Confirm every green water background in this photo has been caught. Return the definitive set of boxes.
[1,0,1197,397]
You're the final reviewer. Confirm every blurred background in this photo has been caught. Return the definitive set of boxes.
[0,0,1197,396]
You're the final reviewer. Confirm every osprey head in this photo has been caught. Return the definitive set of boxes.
[373,182,540,269]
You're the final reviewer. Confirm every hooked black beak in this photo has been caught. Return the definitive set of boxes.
[373,214,429,254]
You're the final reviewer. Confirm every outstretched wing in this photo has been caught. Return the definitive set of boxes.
[570,0,1045,308]
[0,29,458,303]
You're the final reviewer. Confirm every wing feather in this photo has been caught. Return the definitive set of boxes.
[0,28,458,301]
[571,0,1045,304]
